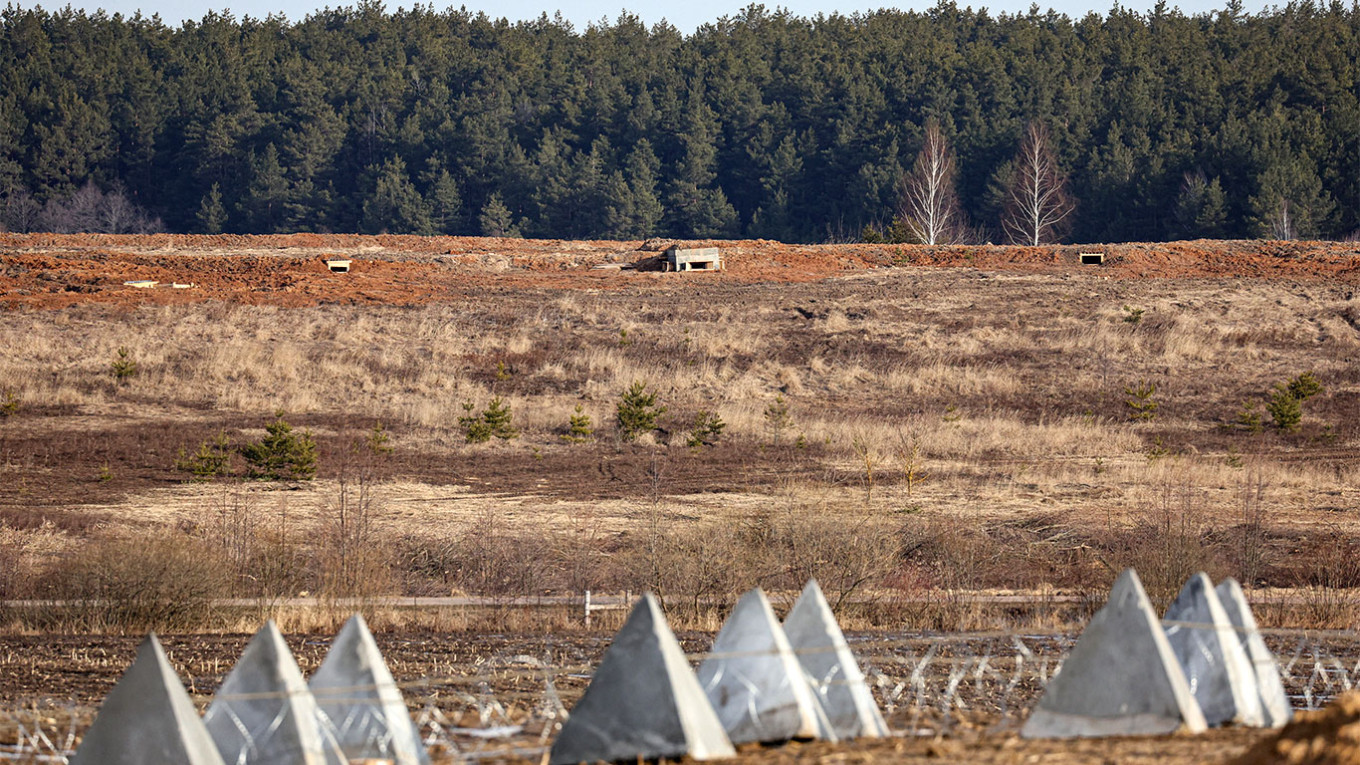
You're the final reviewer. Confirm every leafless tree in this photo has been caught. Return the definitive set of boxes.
[1002,122,1074,246]
[1267,199,1295,241]
[0,187,42,232]
[898,120,963,245]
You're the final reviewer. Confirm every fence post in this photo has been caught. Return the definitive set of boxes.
[584,590,591,628]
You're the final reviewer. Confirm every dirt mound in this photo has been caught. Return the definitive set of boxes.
[1,233,1356,309]
[1235,692,1360,765]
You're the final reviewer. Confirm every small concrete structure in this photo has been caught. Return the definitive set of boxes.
[1216,578,1291,727]
[123,280,158,288]
[71,634,226,765]
[1022,569,1207,739]
[308,614,430,765]
[550,593,735,764]
[205,621,343,765]
[1078,252,1105,265]
[782,580,888,740]
[325,259,352,273]
[664,247,722,272]
[697,588,835,744]
[1164,573,1264,727]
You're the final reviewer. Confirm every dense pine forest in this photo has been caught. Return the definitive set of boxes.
[0,1,1357,242]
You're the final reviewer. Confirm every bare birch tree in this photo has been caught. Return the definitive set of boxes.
[1002,122,1074,246]
[898,120,962,245]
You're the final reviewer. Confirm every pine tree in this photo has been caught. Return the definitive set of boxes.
[422,160,462,234]
[1173,172,1227,240]
[241,144,289,234]
[361,155,433,234]
[197,182,227,233]
[477,193,515,237]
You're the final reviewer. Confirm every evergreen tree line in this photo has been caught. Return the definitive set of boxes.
[0,1,1356,243]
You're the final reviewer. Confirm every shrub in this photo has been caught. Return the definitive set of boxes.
[562,404,594,443]
[110,346,138,382]
[686,410,726,448]
[174,430,233,481]
[1236,400,1263,433]
[1268,372,1323,431]
[0,386,18,417]
[616,381,666,442]
[241,413,317,480]
[1124,380,1158,420]
[763,394,792,442]
[44,533,229,632]
[365,423,393,455]
[1267,385,1303,431]
[1287,370,1324,401]
[459,397,518,443]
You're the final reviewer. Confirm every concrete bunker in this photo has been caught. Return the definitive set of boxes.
[325,259,352,273]
[1079,252,1105,265]
[664,247,722,272]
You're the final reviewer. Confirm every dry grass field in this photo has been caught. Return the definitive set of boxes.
[2,234,1359,762]
[1,235,1358,633]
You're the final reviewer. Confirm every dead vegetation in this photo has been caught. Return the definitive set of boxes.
[0,238,1358,633]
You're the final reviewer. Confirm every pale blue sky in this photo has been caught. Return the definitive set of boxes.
[16,0,1272,31]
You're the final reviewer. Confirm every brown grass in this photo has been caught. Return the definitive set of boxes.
[1,264,1358,632]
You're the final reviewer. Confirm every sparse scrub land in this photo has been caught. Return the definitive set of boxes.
[0,238,1357,640]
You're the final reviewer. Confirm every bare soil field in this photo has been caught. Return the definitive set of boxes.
[1,234,1359,761]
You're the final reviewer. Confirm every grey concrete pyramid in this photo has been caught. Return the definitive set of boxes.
[1022,568,1207,738]
[1163,572,1264,727]
[205,620,344,765]
[1216,577,1292,727]
[696,588,835,744]
[781,580,888,739]
[549,593,735,764]
[308,614,430,765]
[70,633,226,765]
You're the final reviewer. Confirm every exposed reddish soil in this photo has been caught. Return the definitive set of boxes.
[2,233,1357,309]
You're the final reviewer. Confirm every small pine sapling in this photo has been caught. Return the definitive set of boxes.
[1124,379,1158,420]
[616,381,666,442]
[562,404,594,443]
[686,410,726,448]
[763,394,792,443]
[110,346,138,383]
[174,430,233,481]
[241,412,317,480]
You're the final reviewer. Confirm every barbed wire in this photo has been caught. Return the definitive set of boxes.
[3,626,1359,763]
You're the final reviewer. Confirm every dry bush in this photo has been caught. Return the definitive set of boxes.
[1109,479,1229,612]
[1282,530,1360,630]
[38,532,230,633]
[317,476,396,600]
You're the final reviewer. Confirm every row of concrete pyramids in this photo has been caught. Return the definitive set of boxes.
[1023,569,1292,738]
[70,614,428,765]
[549,579,888,764]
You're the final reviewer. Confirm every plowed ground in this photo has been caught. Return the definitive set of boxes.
[2,233,1357,309]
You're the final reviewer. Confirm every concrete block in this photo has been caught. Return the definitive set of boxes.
[1216,578,1292,727]
[308,614,429,765]
[1164,573,1264,727]
[205,620,344,765]
[782,580,888,739]
[697,588,835,744]
[1022,568,1207,738]
[550,593,735,764]
[71,633,226,765]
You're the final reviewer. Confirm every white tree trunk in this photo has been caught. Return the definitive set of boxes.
[1003,122,1073,246]
[899,122,961,245]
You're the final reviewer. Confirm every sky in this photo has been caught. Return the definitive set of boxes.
[13,0,1274,32]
